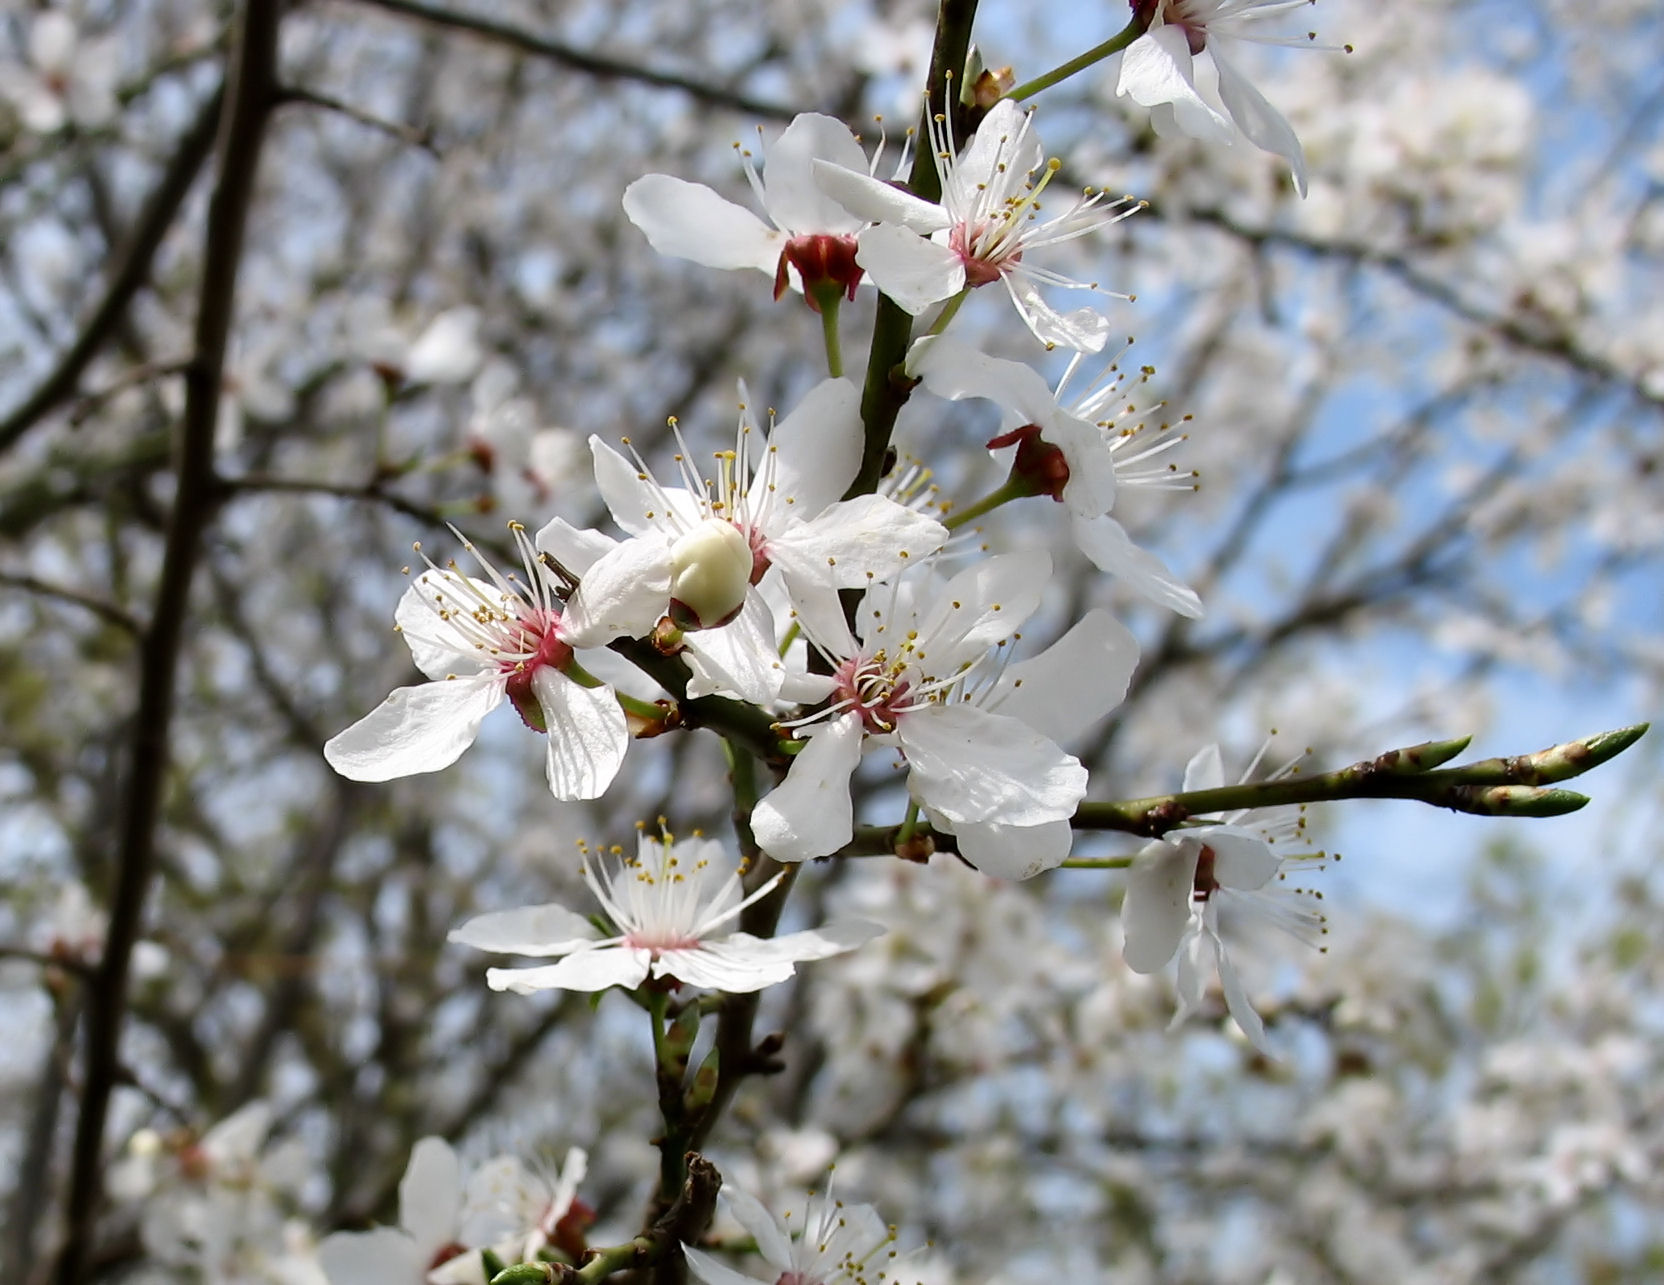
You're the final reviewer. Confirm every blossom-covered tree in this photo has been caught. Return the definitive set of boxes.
[1,1,1661,1283]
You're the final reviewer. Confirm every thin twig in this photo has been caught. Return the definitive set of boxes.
[0,571,141,633]
[277,84,440,155]
[0,86,226,454]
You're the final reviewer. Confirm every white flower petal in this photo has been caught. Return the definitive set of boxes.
[683,596,785,703]
[762,114,869,234]
[769,494,947,590]
[720,1188,795,1268]
[651,942,797,993]
[811,159,950,232]
[1216,931,1273,1053]
[1118,27,1233,142]
[1204,825,1282,890]
[399,1138,462,1251]
[913,551,1050,669]
[683,1245,763,1285]
[324,673,503,781]
[951,817,1074,880]
[560,534,673,646]
[990,609,1138,745]
[486,945,651,993]
[1182,743,1225,793]
[906,335,1060,425]
[622,175,783,273]
[447,904,601,957]
[1071,515,1204,617]
[953,100,1044,201]
[1211,46,1308,196]
[319,1228,422,1285]
[754,376,863,515]
[394,577,486,680]
[752,713,865,861]
[853,224,965,314]
[1005,274,1112,353]
[590,436,667,538]
[898,704,1085,826]
[1121,840,1197,973]
[534,517,617,578]
[532,668,627,800]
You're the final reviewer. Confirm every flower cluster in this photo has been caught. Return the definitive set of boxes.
[310,27,1351,1270]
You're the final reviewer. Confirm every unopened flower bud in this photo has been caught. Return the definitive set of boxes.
[669,517,753,630]
[774,233,863,314]
[988,424,1070,502]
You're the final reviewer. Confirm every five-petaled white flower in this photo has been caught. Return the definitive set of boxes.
[907,334,1203,617]
[450,831,883,994]
[1121,742,1328,1053]
[623,112,883,310]
[1118,0,1336,197]
[813,98,1138,352]
[323,522,664,800]
[582,377,947,702]
[752,552,1140,878]
[683,1185,899,1285]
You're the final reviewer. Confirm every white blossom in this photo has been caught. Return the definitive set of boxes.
[1117,0,1338,196]
[323,523,659,800]
[813,98,1138,351]
[623,112,881,307]
[683,1185,900,1285]
[1121,742,1327,1052]
[907,335,1203,615]
[450,831,883,994]
[752,554,1139,877]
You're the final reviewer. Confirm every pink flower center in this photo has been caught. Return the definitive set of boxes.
[950,222,1012,287]
[502,608,573,730]
[834,656,910,734]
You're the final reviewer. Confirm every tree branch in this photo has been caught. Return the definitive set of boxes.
[52,5,281,1279]
[347,0,800,121]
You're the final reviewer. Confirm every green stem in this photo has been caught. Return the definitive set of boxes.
[1060,856,1134,869]
[895,800,921,845]
[819,296,844,378]
[823,726,1650,858]
[1006,15,1145,102]
[926,288,970,337]
[945,477,1028,529]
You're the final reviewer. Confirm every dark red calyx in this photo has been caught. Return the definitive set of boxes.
[775,233,863,313]
[988,424,1070,502]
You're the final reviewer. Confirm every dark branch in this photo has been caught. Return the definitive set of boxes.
[52,5,281,1280]
[348,0,801,121]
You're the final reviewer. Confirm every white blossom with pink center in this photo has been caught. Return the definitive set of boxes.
[323,523,664,800]
[812,98,1139,351]
[751,552,1140,878]
[449,832,883,995]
